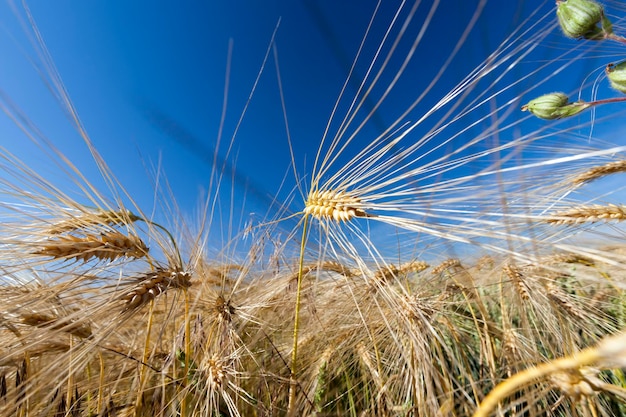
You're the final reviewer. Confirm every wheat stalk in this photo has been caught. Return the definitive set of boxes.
[474,331,626,417]
[548,367,603,400]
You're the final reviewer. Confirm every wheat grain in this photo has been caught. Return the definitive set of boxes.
[311,346,333,413]
[206,264,244,280]
[475,255,495,270]
[20,313,92,339]
[374,260,429,282]
[316,260,356,276]
[502,329,521,362]
[304,190,371,222]
[401,294,438,324]
[431,258,461,275]
[503,264,530,301]
[121,268,192,310]
[47,209,141,234]
[355,342,385,394]
[545,283,585,320]
[204,356,226,389]
[543,253,594,266]
[546,204,626,225]
[595,331,626,369]
[572,160,626,185]
[35,232,148,262]
[292,260,357,287]
[213,295,235,323]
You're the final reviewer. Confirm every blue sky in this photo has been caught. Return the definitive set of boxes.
[1,1,625,249]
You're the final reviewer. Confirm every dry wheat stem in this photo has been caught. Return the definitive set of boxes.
[549,367,603,400]
[474,331,626,417]
[300,260,356,278]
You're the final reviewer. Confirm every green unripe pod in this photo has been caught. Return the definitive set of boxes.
[556,0,604,39]
[522,93,591,120]
[606,61,626,94]
[522,93,569,120]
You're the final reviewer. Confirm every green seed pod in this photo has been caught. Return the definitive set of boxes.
[522,93,568,120]
[606,61,626,94]
[522,93,590,120]
[556,0,604,39]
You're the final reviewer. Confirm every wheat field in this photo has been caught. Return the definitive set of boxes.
[2,1,626,416]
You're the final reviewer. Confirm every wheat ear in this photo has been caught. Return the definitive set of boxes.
[543,253,594,266]
[431,259,461,275]
[47,209,141,234]
[304,190,372,222]
[20,313,92,339]
[35,232,148,262]
[572,160,626,185]
[121,268,192,310]
[503,264,530,301]
[546,204,626,225]
[374,260,429,282]
[545,283,585,320]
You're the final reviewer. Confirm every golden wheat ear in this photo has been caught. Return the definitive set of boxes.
[34,231,149,263]
[46,209,142,235]
[503,263,531,301]
[304,189,374,222]
[572,160,626,185]
[121,267,192,311]
[373,260,429,283]
[545,204,626,225]
[20,312,93,339]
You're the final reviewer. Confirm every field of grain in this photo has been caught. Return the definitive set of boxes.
[1,1,626,416]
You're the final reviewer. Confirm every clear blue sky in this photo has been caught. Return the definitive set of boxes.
[1,1,624,247]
